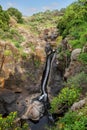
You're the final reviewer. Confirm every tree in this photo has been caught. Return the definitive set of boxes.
[7,7,23,23]
[0,5,10,31]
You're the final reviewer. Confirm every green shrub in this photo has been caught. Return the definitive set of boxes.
[57,110,87,130]
[50,86,80,113]
[14,41,21,48]
[9,29,25,43]
[0,28,24,45]
[4,50,12,56]
[0,5,10,31]
[7,7,23,23]
[49,105,87,130]
[34,58,41,68]
[78,53,87,64]
[0,112,29,130]
[67,72,87,88]
[57,0,87,51]
[21,52,27,59]
[58,111,87,130]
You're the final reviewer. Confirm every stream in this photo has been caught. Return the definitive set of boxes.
[21,49,62,130]
[28,51,56,130]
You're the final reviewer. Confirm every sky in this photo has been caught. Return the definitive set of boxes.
[0,0,76,16]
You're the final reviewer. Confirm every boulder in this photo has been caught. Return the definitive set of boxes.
[64,48,82,79]
[71,98,87,111]
[71,48,81,61]
[21,100,44,121]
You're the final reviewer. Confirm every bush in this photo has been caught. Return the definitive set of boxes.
[67,72,87,88]
[58,111,87,130]
[21,52,27,59]
[0,5,10,31]
[0,112,29,130]
[57,110,87,130]
[57,0,87,50]
[7,7,23,23]
[4,50,12,56]
[0,28,24,45]
[78,53,87,64]
[50,86,80,113]
[49,105,87,130]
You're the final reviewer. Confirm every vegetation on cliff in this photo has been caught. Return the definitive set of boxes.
[0,0,87,129]
[0,112,29,130]
[57,0,87,49]
[50,0,87,129]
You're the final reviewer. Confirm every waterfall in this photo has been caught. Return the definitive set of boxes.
[39,51,56,102]
[21,50,56,121]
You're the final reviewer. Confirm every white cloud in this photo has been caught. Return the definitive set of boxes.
[42,6,52,11]
[42,2,59,11]
[28,7,38,12]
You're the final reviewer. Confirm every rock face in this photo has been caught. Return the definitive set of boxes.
[64,48,82,79]
[0,41,18,88]
[0,26,63,121]
[48,57,64,98]
[0,88,41,118]
[0,88,17,115]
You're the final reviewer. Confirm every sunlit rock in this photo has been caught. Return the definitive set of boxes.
[71,98,87,111]
[22,100,44,121]
[71,48,81,61]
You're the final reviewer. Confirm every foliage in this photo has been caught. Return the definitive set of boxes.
[34,58,41,68]
[57,110,87,130]
[0,112,29,130]
[0,28,24,48]
[56,36,62,45]
[57,0,87,48]
[7,7,23,23]
[49,105,87,130]
[25,10,64,34]
[50,86,80,113]
[4,50,12,56]
[21,52,28,59]
[28,42,35,52]
[66,71,87,88]
[78,52,87,64]
[0,5,10,31]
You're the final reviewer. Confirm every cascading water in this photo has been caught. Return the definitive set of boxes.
[39,50,56,102]
[21,50,56,130]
